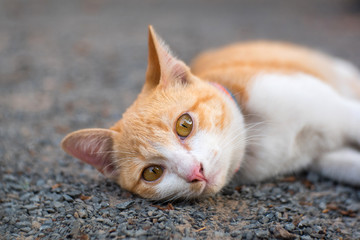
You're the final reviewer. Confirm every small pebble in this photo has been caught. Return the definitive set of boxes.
[54,201,64,209]
[20,227,31,233]
[301,235,312,240]
[63,194,73,202]
[20,193,32,201]
[116,201,134,210]
[67,190,81,198]
[255,229,269,238]
[39,224,52,231]
[230,230,241,237]
[32,221,41,230]
[77,209,88,218]
[23,204,38,211]
[16,221,31,228]
[45,208,56,213]
[30,195,40,202]
[284,223,296,231]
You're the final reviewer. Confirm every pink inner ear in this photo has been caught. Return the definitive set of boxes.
[62,130,116,177]
[170,62,187,84]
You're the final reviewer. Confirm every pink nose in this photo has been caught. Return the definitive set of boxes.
[187,163,206,182]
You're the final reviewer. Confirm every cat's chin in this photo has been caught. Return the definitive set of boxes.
[203,182,225,196]
[172,180,221,200]
[187,179,224,199]
[181,183,219,200]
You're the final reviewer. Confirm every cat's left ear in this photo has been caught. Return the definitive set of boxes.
[143,25,190,92]
[61,128,120,178]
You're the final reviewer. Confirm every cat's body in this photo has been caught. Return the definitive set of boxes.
[192,41,360,184]
[62,26,360,200]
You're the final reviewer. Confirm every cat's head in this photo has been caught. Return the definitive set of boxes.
[61,26,246,200]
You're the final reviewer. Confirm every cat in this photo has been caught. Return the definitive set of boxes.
[61,25,360,201]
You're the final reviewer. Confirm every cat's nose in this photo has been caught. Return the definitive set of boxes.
[187,163,206,183]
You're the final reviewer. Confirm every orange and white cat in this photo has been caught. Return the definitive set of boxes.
[61,26,360,200]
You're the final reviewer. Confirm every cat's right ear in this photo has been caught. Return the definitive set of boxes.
[61,128,120,178]
[142,25,190,93]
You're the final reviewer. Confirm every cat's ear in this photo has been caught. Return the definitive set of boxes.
[143,25,190,92]
[61,128,120,178]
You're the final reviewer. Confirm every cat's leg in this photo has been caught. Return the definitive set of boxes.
[312,148,360,185]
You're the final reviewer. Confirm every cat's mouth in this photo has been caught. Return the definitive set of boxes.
[189,180,207,196]
[190,169,223,196]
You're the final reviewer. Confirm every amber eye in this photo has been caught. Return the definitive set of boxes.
[176,113,193,138]
[142,165,163,182]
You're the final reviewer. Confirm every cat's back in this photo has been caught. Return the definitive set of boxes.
[191,41,334,77]
[191,41,360,100]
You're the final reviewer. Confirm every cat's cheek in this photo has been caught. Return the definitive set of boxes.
[153,174,186,199]
[118,181,159,199]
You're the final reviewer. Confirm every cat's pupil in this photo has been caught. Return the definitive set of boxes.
[176,113,193,138]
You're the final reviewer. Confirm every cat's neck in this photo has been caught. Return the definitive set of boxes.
[195,69,255,109]
[210,82,238,107]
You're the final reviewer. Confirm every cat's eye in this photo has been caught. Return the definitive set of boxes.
[176,113,193,138]
[142,165,163,182]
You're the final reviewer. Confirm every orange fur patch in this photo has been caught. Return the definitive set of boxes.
[190,41,354,106]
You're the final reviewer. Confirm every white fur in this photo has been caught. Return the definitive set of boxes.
[331,58,360,100]
[313,148,360,183]
[239,72,360,185]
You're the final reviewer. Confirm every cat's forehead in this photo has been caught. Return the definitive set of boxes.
[121,81,230,137]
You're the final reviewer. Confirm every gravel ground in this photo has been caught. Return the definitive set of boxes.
[1,0,360,239]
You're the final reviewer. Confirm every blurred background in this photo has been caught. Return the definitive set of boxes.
[1,0,360,186]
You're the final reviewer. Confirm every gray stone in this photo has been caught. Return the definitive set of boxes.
[45,208,56,213]
[301,235,312,240]
[53,201,64,209]
[3,174,17,182]
[134,229,147,237]
[23,204,38,211]
[39,224,52,231]
[67,190,81,198]
[30,195,40,202]
[77,209,88,218]
[243,231,254,240]
[19,193,32,201]
[284,223,296,231]
[16,221,31,228]
[69,220,80,237]
[116,201,134,210]
[255,229,270,238]
[63,194,74,202]
[20,227,31,233]
[230,230,242,238]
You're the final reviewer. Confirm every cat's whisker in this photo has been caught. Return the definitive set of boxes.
[222,133,244,149]
[242,133,266,141]
[219,127,246,150]
[244,121,269,132]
